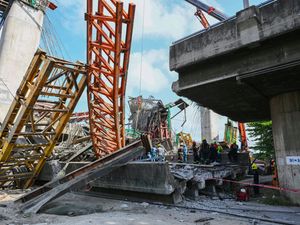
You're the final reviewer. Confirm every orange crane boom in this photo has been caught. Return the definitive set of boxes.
[185,0,228,29]
[86,0,135,158]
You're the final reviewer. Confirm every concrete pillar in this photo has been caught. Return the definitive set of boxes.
[0,1,44,123]
[201,107,219,142]
[270,91,300,205]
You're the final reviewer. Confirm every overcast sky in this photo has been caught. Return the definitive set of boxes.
[45,0,267,141]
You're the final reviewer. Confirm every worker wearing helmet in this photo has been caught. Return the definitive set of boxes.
[200,139,210,164]
[217,144,223,162]
[157,144,166,161]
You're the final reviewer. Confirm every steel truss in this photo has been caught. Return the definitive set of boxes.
[0,50,86,189]
[86,0,135,157]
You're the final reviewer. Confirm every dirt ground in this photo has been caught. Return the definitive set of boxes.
[1,191,300,225]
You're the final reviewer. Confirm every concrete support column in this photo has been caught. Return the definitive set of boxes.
[270,91,300,205]
[0,1,44,123]
[200,107,220,143]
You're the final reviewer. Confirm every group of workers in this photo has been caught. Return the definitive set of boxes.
[191,139,223,164]
[178,139,240,164]
[148,144,166,162]
[148,139,241,164]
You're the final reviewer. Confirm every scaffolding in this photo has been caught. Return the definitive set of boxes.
[0,50,86,189]
[86,0,135,157]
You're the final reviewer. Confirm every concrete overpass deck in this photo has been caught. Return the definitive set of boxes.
[170,0,300,205]
[170,0,300,122]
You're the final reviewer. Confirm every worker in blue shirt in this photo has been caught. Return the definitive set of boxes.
[183,143,188,163]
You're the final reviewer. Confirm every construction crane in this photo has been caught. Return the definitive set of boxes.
[184,0,228,28]
[185,0,249,151]
[86,0,135,158]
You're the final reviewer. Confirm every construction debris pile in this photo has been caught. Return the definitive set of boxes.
[0,0,299,224]
[128,96,170,143]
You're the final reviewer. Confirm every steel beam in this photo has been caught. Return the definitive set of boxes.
[16,140,144,213]
[0,50,87,189]
[86,0,135,158]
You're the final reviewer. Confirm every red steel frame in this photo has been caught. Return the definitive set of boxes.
[86,0,135,157]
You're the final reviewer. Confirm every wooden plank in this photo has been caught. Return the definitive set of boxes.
[16,140,144,213]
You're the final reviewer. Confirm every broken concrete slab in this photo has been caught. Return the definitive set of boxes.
[15,141,144,214]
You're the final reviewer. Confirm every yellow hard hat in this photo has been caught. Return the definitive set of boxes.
[252,163,258,170]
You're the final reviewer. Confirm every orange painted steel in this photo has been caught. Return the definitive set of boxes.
[86,0,135,158]
[195,9,210,29]
[238,122,248,151]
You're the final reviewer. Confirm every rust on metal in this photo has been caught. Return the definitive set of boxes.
[86,0,135,158]
[0,50,87,189]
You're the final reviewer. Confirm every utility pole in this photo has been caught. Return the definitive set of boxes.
[243,0,250,8]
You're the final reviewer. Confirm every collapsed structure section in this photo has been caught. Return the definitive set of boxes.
[0,50,86,189]
[86,0,135,157]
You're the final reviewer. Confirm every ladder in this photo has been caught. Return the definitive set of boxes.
[0,50,87,189]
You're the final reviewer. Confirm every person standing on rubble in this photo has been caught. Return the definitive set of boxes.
[178,144,183,162]
[209,143,218,163]
[157,144,166,161]
[252,162,260,195]
[183,143,188,163]
[150,146,158,161]
[228,142,239,163]
[192,141,199,163]
[200,139,210,164]
[217,144,223,162]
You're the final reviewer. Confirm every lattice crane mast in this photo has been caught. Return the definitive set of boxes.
[86,0,135,158]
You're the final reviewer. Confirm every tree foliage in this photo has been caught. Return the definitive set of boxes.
[247,121,275,160]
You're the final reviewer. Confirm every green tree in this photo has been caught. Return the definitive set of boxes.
[247,121,275,160]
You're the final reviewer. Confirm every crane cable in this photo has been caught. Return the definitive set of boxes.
[139,0,146,95]
[134,0,146,131]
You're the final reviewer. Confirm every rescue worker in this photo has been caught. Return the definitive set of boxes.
[150,146,158,162]
[217,144,223,162]
[228,142,239,163]
[200,139,210,164]
[182,143,188,163]
[157,144,166,161]
[178,144,183,162]
[192,141,199,163]
[209,143,218,163]
[252,162,260,195]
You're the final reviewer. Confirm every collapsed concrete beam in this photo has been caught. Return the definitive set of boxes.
[93,162,176,195]
[15,141,144,213]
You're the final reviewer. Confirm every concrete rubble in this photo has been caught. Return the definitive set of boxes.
[0,0,299,224]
